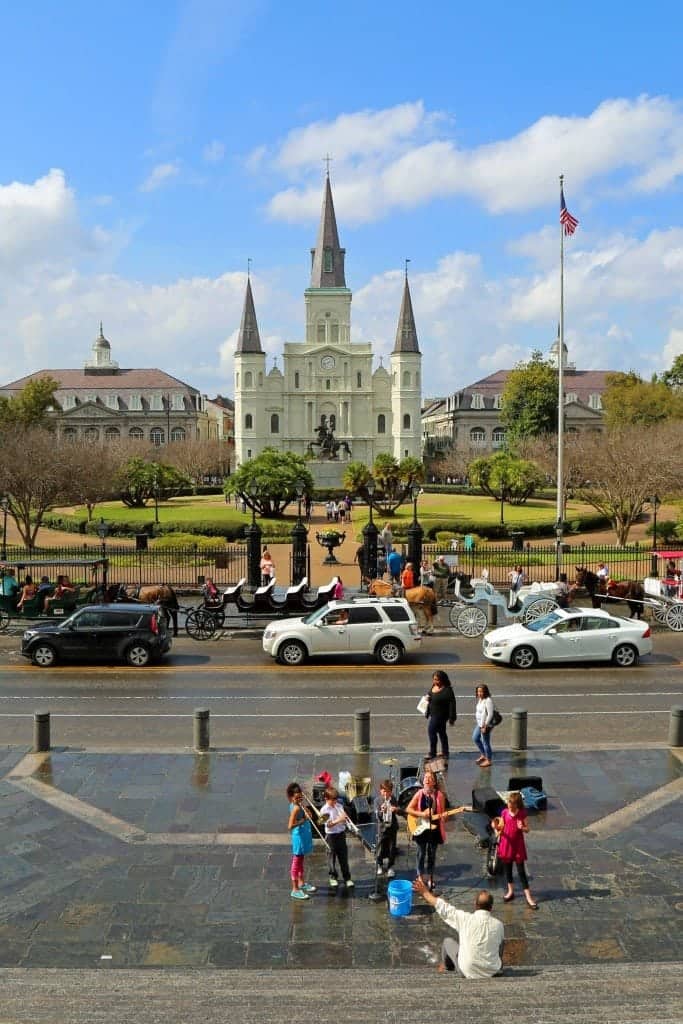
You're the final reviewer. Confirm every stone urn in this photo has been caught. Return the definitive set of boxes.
[316,530,345,564]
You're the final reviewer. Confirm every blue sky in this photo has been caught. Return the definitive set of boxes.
[1,0,682,398]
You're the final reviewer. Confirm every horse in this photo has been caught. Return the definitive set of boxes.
[366,578,438,634]
[122,583,180,636]
[574,567,605,609]
[574,567,645,619]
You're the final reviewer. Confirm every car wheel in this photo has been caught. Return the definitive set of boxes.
[31,643,57,668]
[510,645,538,670]
[612,643,638,667]
[125,643,151,668]
[375,638,404,665]
[277,640,307,666]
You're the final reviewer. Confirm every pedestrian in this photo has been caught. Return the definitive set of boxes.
[387,548,402,585]
[432,555,450,603]
[381,521,393,556]
[338,502,346,524]
[344,494,352,521]
[333,576,344,600]
[400,561,415,592]
[424,669,457,762]
[0,568,18,601]
[16,574,37,611]
[492,791,538,908]
[507,564,525,610]
[413,881,505,979]
[326,500,335,522]
[420,559,434,588]
[405,770,448,892]
[472,683,494,768]
[375,779,399,878]
[260,548,275,586]
[354,543,366,587]
[322,787,354,889]
[286,782,317,901]
[556,572,571,608]
[304,495,312,522]
[202,577,219,604]
[597,562,610,588]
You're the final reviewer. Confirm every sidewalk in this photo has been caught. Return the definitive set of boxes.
[0,743,680,973]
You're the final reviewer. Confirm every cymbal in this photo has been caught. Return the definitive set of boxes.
[380,757,400,766]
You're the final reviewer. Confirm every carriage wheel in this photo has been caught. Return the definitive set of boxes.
[665,603,683,632]
[652,602,668,624]
[185,609,218,641]
[456,606,488,637]
[447,601,466,628]
[0,609,9,633]
[522,598,558,624]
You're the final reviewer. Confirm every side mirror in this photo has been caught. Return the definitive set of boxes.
[547,628,557,635]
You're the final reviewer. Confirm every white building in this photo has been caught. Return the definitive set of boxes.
[233,175,422,476]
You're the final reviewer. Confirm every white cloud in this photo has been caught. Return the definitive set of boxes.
[139,161,181,192]
[263,95,683,224]
[203,140,226,163]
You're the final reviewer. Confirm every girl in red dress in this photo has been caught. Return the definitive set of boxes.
[493,791,538,908]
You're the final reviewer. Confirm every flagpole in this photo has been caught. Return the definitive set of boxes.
[556,174,565,580]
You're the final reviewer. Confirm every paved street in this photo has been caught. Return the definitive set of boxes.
[0,628,680,1021]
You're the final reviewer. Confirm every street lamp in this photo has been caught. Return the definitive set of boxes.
[291,478,308,584]
[650,495,661,576]
[153,474,160,525]
[362,476,378,583]
[1,497,9,561]
[96,517,109,591]
[245,480,262,588]
[407,482,424,569]
[554,519,564,583]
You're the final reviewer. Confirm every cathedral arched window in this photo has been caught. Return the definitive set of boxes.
[330,321,339,343]
[150,428,164,447]
[235,373,240,388]
[129,427,143,441]
[270,414,279,433]
[245,414,253,430]
[245,371,253,387]
[403,371,410,386]
[403,414,411,430]
[357,372,362,388]
[325,379,331,390]
[323,249,333,274]
[294,371,300,389]
[377,414,386,434]
[258,372,263,386]
[317,321,326,344]
[416,371,420,387]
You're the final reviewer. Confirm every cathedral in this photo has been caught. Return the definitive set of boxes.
[233,174,422,481]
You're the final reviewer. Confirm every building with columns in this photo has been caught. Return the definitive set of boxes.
[233,175,422,477]
[0,325,211,446]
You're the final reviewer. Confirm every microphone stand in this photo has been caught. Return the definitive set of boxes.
[368,808,385,903]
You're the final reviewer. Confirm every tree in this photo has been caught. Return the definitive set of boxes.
[115,457,190,509]
[0,426,72,548]
[0,376,61,429]
[571,422,683,544]
[63,441,127,520]
[601,371,683,429]
[342,455,424,515]
[468,452,544,515]
[661,353,683,390]
[164,439,228,490]
[500,351,558,441]
[224,449,314,517]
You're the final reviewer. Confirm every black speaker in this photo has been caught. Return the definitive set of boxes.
[472,787,505,819]
[351,795,372,824]
[507,776,543,792]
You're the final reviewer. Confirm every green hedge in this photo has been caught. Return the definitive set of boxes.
[421,512,610,541]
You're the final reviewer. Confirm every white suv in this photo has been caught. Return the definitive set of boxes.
[262,597,422,666]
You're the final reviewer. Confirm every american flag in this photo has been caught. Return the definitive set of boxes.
[560,187,578,236]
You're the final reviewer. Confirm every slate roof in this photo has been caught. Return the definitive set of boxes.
[456,369,611,410]
[235,278,263,354]
[392,276,420,354]
[309,175,347,288]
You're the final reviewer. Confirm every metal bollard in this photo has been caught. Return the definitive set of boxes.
[668,706,683,748]
[511,708,527,751]
[354,708,370,753]
[193,708,210,752]
[33,711,51,753]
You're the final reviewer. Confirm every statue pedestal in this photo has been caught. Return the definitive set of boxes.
[309,462,347,489]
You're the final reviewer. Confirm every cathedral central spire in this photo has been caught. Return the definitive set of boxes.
[310,174,346,288]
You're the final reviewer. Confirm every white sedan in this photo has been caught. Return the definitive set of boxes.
[482,608,653,669]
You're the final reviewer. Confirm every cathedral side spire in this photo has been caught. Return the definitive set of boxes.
[392,273,420,354]
[235,277,263,354]
[309,174,346,288]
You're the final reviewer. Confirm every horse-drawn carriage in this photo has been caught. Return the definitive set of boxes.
[0,558,106,632]
[184,576,342,639]
[643,550,683,631]
[444,576,561,637]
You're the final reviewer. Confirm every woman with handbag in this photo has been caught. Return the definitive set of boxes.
[473,683,496,768]
[424,670,457,764]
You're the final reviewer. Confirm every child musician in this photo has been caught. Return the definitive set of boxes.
[375,779,400,878]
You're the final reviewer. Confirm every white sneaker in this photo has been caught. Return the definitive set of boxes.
[345,879,355,889]
[328,877,339,888]
[376,866,384,876]
[387,868,395,878]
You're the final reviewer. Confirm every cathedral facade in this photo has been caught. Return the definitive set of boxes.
[233,175,422,474]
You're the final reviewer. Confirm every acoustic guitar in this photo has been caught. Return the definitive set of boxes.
[408,805,472,838]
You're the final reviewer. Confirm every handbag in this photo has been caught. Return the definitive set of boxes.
[490,707,503,728]
[416,694,430,716]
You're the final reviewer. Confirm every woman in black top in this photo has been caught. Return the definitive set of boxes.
[425,670,457,762]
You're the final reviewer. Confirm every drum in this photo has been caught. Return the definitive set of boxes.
[397,778,420,809]
[400,764,420,782]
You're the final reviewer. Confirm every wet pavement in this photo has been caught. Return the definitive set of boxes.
[0,744,680,970]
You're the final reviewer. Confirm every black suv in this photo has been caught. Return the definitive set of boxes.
[21,603,172,668]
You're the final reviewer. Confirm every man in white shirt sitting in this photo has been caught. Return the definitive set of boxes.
[414,878,504,978]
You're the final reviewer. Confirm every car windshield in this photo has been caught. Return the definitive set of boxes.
[525,611,562,632]
[301,606,330,625]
